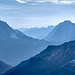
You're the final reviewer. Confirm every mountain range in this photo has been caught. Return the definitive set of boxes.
[2,40,75,75]
[18,26,55,39]
[45,20,75,45]
[0,20,50,66]
[1,20,75,75]
[0,60,12,74]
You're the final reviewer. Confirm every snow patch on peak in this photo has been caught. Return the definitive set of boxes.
[61,59,75,68]
[11,34,19,39]
[69,60,75,66]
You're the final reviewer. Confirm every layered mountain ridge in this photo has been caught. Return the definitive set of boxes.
[18,26,55,39]
[0,20,50,66]
[45,20,75,45]
[2,40,75,75]
[0,60,12,74]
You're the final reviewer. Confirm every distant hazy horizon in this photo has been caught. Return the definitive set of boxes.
[3,20,75,29]
[0,0,75,28]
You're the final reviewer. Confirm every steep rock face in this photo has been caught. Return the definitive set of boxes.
[2,40,75,75]
[0,20,50,66]
[45,20,75,45]
[0,60,12,74]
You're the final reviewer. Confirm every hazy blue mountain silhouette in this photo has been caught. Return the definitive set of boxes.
[0,20,50,66]
[45,20,75,45]
[0,60,12,74]
[18,26,55,39]
[2,40,75,75]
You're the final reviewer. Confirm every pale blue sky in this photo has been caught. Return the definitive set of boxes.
[0,0,75,28]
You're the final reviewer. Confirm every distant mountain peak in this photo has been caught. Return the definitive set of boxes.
[63,20,72,23]
[0,20,13,31]
[0,20,9,27]
[59,20,74,26]
[0,20,14,37]
[18,26,55,39]
[44,20,75,45]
